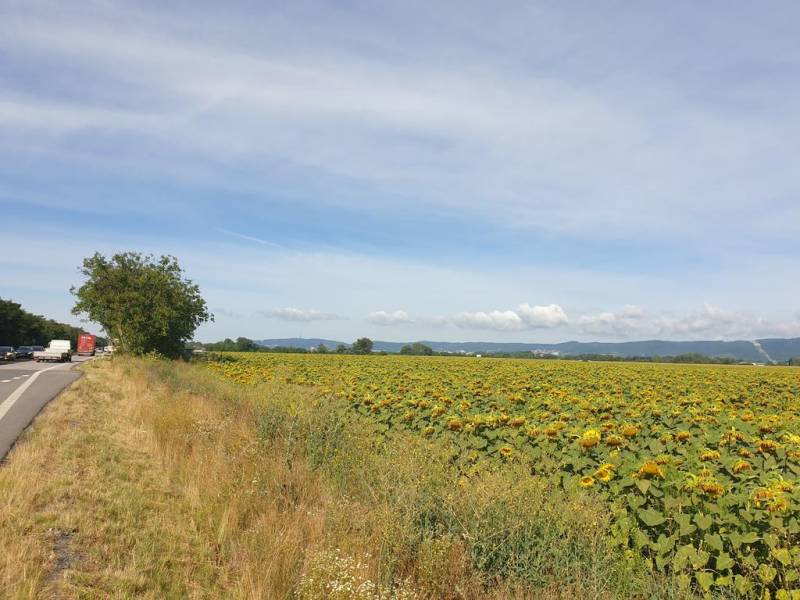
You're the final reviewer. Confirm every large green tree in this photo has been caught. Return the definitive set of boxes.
[351,337,373,354]
[0,298,87,347]
[71,252,212,357]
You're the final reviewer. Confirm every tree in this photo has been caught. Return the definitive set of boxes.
[71,252,212,358]
[400,342,434,356]
[317,344,329,354]
[0,298,85,347]
[335,344,348,354]
[351,337,373,354]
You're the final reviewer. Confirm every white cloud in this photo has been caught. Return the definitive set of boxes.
[367,310,413,325]
[452,310,523,331]
[260,307,340,322]
[453,304,568,331]
[517,303,569,328]
[576,303,800,340]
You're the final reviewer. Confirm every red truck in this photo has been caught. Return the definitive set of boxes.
[76,333,97,356]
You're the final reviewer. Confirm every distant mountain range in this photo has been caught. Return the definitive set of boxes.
[255,337,800,363]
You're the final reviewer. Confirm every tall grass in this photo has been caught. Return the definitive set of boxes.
[128,357,693,599]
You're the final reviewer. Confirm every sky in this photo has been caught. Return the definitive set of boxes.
[1,0,799,343]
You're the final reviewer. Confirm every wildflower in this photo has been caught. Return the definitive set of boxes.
[578,429,601,449]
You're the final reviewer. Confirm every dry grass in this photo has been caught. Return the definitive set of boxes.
[0,357,696,599]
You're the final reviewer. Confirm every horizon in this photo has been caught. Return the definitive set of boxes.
[3,2,800,343]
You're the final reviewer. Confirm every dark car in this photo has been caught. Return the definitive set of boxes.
[0,346,16,361]
[14,346,35,359]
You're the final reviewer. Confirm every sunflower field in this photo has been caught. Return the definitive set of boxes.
[206,352,800,597]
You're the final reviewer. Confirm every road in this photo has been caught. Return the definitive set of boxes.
[0,356,92,461]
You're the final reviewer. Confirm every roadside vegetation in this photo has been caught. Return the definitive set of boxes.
[0,356,685,599]
[0,298,98,347]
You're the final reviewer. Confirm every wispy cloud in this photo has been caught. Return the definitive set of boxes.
[367,310,413,325]
[216,229,283,248]
[259,307,341,322]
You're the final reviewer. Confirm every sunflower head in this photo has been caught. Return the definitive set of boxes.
[636,461,665,479]
[578,429,601,449]
[579,475,596,488]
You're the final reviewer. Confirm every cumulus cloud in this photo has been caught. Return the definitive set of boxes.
[576,305,648,337]
[259,307,340,322]
[452,310,523,331]
[518,303,569,327]
[368,310,413,325]
[452,304,568,331]
[576,303,800,340]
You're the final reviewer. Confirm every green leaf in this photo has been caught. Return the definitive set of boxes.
[639,507,666,527]
[694,513,713,530]
[773,548,792,566]
[715,552,734,571]
[758,564,777,584]
[674,513,696,536]
[695,571,714,592]
[704,533,723,553]
[735,574,753,595]
[739,531,760,544]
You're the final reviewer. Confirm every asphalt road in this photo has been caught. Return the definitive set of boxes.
[0,356,92,461]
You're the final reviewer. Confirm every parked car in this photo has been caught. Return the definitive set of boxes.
[14,346,35,359]
[0,346,16,361]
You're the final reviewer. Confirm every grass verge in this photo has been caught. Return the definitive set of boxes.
[0,357,697,599]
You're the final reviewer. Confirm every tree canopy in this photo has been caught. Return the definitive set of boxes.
[0,298,93,347]
[400,342,434,355]
[351,337,374,354]
[71,252,212,357]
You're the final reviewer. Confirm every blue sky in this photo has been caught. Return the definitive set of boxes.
[1,1,799,343]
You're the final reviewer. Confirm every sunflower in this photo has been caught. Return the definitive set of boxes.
[578,429,601,449]
[675,431,692,442]
[700,449,721,462]
[636,461,665,479]
[621,424,639,438]
[579,476,596,488]
[594,463,615,482]
[757,439,780,454]
[605,434,625,448]
[732,460,752,474]
[499,446,514,459]
[698,480,724,498]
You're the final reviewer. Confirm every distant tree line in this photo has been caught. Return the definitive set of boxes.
[0,298,105,347]
[198,336,800,366]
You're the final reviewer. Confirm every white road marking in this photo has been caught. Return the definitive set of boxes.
[0,364,65,422]
[1,380,10,383]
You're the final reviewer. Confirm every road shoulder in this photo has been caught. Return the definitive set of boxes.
[0,360,226,598]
